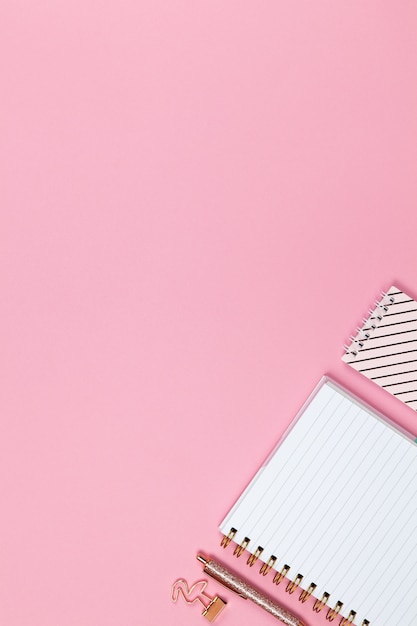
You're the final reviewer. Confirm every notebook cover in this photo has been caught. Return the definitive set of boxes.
[342,285,417,410]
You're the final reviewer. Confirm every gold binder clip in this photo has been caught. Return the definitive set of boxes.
[313,591,330,612]
[247,546,263,567]
[299,582,316,603]
[361,621,370,626]
[220,527,236,548]
[171,578,226,622]
[259,555,277,576]
[326,600,343,621]
[286,573,303,594]
[272,563,290,585]
[233,536,250,558]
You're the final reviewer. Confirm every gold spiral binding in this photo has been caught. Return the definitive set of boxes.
[220,528,361,624]
[259,555,277,576]
[299,582,316,603]
[286,573,303,594]
[272,563,290,585]
[220,528,236,548]
[233,536,250,558]
[313,591,330,612]
[339,610,356,625]
[326,601,343,621]
[247,546,263,567]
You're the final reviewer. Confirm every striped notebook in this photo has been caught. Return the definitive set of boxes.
[342,286,417,410]
[219,378,417,626]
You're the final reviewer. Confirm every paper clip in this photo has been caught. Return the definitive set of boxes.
[171,578,226,622]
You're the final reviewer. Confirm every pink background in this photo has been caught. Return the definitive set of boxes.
[1,2,417,625]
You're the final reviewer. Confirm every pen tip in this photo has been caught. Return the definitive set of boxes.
[197,553,209,565]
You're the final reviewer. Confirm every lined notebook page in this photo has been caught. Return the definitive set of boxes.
[219,380,417,626]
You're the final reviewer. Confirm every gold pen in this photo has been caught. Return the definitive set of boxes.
[197,554,306,626]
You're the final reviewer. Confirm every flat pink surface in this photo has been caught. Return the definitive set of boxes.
[1,2,417,625]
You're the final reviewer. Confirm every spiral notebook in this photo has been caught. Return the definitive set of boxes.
[219,378,417,626]
[342,285,417,410]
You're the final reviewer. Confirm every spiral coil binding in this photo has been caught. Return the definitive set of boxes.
[273,563,290,585]
[313,591,330,612]
[286,573,303,594]
[259,555,276,576]
[221,528,370,625]
[327,601,343,621]
[233,536,249,557]
[344,290,396,357]
[340,611,358,625]
[247,546,263,567]
[299,582,316,603]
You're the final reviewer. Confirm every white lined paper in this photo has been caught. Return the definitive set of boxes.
[219,380,417,626]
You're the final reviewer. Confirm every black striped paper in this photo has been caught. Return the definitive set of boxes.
[342,286,417,410]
